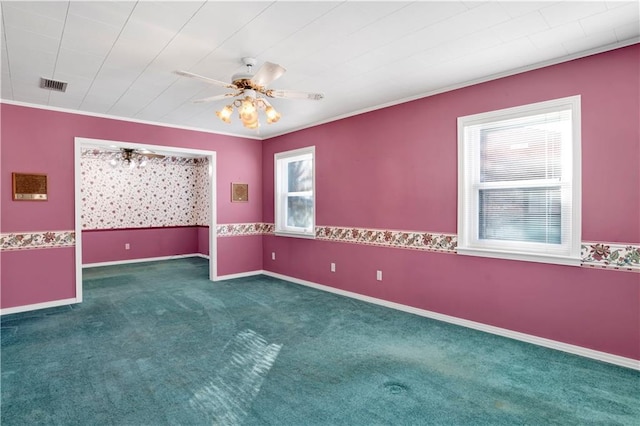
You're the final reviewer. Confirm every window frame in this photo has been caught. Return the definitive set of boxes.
[274,146,316,239]
[457,96,581,266]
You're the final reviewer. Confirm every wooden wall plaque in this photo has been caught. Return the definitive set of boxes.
[231,183,248,202]
[12,173,48,200]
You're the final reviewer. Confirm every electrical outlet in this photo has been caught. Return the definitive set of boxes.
[330,262,336,272]
[125,243,130,250]
[376,270,382,281]
[271,252,276,260]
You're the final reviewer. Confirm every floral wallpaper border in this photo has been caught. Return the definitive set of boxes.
[216,223,274,236]
[581,242,640,272]
[221,224,640,271]
[2,227,638,273]
[0,231,76,251]
[315,225,458,253]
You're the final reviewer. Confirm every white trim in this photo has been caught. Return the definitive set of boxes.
[0,298,79,316]
[74,137,218,291]
[208,153,218,281]
[262,271,640,371]
[262,38,639,140]
[274,231,316,239]
[1,100,261,140]
[216,270,265,281]
[2,39,637,142]
[74,139,84,303]
[76,137,219,158]
[457,95,582,265]
[82,254,204,268]
[457,247,581,267]
[274,146,316,238]
[84,257,260,281]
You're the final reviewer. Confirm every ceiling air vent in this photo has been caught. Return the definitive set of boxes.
[40,77,67,92]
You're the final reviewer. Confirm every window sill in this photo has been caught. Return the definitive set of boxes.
[274,230,316,240]
[457,247,581,267]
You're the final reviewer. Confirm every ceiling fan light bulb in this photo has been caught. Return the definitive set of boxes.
[244,120,259,129]
[241,109,259,129]
[265,106,281,123]
[241,108,258,123]
[109,158,118,167]
[216,105,233,123]
[240,97,256,115]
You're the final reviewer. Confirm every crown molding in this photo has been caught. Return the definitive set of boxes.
[0,99,262,141]
[263,38,640,140]
[2,39,638,141]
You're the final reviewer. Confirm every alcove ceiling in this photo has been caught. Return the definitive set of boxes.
[1,1,638,140]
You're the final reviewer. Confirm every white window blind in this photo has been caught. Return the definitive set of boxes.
[275,146,315,238]
[458,96,581,265]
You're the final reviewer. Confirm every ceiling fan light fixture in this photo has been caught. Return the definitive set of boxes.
[178,58,323,131]
[104,148,160,169]
[265,105,281,124]
[244,119,259,130]
[216,105,233,123]
[241,108,260,129]
[239,96,257,115]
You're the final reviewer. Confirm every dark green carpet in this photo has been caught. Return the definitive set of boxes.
[2,258,638,425]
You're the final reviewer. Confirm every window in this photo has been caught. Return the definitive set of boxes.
[457,96,581,266]
[275,146,315,238]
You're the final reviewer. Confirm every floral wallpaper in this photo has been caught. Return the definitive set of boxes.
[80,150,209,229]
[193,161,210,226]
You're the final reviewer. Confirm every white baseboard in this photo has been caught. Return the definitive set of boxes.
[262,271,640,371]
[7,254,213,316]
[0,297,79,316]
[82,253,205,268]
[216,270,264,281]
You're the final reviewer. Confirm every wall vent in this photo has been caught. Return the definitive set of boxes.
[40,77,67,92]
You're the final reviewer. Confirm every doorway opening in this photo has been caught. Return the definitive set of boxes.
[73,137,217,303]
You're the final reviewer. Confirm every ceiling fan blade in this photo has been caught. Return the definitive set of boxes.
[267,89,324,101]
[250,62,286,87]
[193,91,243,103]
[175,70,238,89]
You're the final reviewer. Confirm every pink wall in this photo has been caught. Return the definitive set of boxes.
[218,236,263,276]
[1,248,76,307]
[81,226,260,277]
[1,45,638,362]
[198,226,209,256]
[1,106,262,309]
[262,45,640,360]
[82,227,200,264]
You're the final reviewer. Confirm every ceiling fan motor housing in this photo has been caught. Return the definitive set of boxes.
[232,78,259,90]
[232,57,260,90]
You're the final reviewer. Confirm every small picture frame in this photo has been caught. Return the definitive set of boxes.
[12,173,48,201]
[231,183,248,202]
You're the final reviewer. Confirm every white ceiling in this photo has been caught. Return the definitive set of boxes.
[1,1,638,140]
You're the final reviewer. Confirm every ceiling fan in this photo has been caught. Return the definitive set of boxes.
[120,148,163,163]
[175,57,324,129]
[94,147,165,168]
